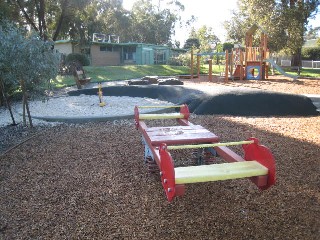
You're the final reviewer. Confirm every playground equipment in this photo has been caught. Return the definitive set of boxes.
[134,105,276,202]
[190,24,297,81]
[97,83,106,107]
[225,24,298,81]
[225,24,270,81]
[264,59,298,80]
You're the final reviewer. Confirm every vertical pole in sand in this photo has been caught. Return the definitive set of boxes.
[225,50,229,82]
[208,59,213,81]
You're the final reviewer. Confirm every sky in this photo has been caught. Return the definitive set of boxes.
[123,0,320,45]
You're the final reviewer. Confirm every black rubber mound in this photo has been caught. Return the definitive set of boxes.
[191,91,317,116]
[68,85,202,103]
[68,86,318,116]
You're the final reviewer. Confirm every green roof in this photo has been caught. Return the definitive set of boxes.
[55,40,77,44]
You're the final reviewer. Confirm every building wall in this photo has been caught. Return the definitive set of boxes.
[91,45,121,66]
[55,43,73,55]
[54,42,81,55]
[90,43,173,66]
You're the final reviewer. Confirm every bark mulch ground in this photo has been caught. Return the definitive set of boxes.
[0,77,319,239]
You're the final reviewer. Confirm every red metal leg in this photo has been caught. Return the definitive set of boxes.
[180,104,190,120]
[159,143,176,202]
[242,138,276,190]
[134,106,139,129]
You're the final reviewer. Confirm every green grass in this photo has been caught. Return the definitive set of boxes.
[201,64,320,77]
[51,64,320,89]
[281,67,320,78]
[52,65,191,88]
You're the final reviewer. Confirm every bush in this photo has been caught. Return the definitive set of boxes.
[66,53,90,66]
[302,47,320,60]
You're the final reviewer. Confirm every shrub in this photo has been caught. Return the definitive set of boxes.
[66,53,90,66]
[302,47,320,60]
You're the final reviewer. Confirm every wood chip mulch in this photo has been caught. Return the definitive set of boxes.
[0,77,319,239]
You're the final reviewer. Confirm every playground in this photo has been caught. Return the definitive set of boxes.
[1,74,319,239]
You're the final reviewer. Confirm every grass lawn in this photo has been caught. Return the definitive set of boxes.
[53,65,191,88]
[52,64,320,88]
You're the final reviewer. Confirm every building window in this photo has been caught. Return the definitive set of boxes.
[154,50,166,64]
[100,46,112,51]
[123,46,136,60]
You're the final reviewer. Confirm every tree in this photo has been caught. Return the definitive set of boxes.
[196,25,220,52]
[225,0,319,66]
[183,38,200,49]
[184,25,220,52]
[0,21,59,127]
[305,26,320,40]
[4,0,93,41]
[130,0,184,44]
[2,0,186,48]
[280,0,319,66]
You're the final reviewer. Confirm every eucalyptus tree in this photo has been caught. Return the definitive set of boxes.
[130,0,184,44]
[196,25,220,53]
[88,0,132,42]
[224,0,319,66]
[279,0,319,65]
[183,38,200,49]
[3,0,92,41]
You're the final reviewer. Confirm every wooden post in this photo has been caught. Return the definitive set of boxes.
[239,49,243,81]
[230,50,234,80]
[190,48,194,79]
[225,50,229,82]
[259,47,263,80]
[208,59,213,81]
[197,54,200,78]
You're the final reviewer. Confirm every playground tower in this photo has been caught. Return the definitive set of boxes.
[226,24,270,81]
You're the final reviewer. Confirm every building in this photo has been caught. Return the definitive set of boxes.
[55,33,186,66]
[54,40,81,55]
[90,42,171,66]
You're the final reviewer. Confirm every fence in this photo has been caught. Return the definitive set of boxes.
[301,60,320,68]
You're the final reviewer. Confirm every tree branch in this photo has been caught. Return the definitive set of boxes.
[15,0,39,32]
[52,0,69,41]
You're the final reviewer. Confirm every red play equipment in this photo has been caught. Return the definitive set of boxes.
[134,105,276,202]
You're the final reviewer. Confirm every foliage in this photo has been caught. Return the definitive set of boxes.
[183,38,200,49]
[2,0,188,48]
[0,21,60,126]
[184,25,220,52]
[301,47,320,60]
[225,0,319,60]
[130,0,183,44]
[223,42,234,52]
[196,25,220,52]
[66,53,90,66]
[305,26,320,40]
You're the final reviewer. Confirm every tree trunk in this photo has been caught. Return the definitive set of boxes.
[22,90,26,126]
[291,48,302,76]
[15,0,39,32]
[52,0,68,41]
[24,93,33,128]
[1,79,17,125]
[0,82,3,107]
[20,79,33,128]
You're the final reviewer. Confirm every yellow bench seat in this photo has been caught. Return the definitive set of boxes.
[139,113,184,120]
[175,161,268,184]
